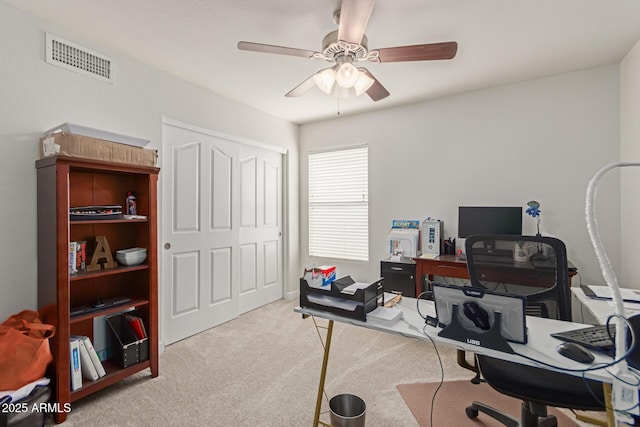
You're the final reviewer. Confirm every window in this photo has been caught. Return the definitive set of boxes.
[308,145,369,261]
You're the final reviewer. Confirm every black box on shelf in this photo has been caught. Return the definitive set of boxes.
[300,275,383,321]
[106,313,148,368]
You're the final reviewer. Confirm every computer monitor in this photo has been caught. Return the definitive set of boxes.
[458,206,522,238]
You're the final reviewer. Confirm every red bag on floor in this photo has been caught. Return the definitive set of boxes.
[0,310,55,391]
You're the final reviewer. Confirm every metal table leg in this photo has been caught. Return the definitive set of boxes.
[313,319,334,427]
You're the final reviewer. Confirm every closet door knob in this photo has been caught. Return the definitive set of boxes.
[164,243,171,250]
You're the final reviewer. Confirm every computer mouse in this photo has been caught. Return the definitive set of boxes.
[463,301,490,330]
[556,342,595,363]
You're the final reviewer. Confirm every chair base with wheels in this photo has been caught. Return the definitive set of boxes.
[465,350,605,427]
[466,400,557,427]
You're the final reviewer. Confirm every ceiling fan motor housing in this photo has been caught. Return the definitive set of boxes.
[321,30,369,61]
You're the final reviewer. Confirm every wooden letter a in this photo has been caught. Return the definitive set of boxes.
[86,235,118,272]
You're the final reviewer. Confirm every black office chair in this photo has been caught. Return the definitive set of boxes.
[463,234,605,427]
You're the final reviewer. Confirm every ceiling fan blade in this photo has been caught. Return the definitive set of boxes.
[375,41,458,63]
[337,0,375,45]
[360,68,389,101]
[285,75,317,97]
[238,41,317,59]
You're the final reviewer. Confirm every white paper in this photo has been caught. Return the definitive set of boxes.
[587,285,640,301]
[306,294,359,311]
[303,271,325,289]
[42,136,60,156]
[341,282,371,295]
[367,306,403,324]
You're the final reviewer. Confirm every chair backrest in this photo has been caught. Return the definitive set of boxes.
[465,235,572,321]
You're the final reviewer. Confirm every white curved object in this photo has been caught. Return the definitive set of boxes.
[585,161,640,374]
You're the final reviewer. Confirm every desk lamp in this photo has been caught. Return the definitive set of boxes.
[585,161,640,419]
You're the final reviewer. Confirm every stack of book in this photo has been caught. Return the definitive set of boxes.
[69,335,106,390]
[124,313,147,340]
[68,241,87,275]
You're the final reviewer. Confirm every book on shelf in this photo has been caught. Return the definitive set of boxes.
[77,339,99,381]
[68,242,77,275]
[69,241,87,275]
[76,241,87,272]
[69,338,82,391]
[124,314,147,340]
[71,335,106,378]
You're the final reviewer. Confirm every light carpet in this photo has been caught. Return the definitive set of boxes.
[397,380,580,427]
[51,299,472,426]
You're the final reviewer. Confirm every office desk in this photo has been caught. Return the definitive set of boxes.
[296,297,613,426]
[413,255,578,297]
[572,286,640,324]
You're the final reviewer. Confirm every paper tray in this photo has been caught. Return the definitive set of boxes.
[299,276,383,321]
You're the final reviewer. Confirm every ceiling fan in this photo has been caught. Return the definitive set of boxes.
[237,0,457,102]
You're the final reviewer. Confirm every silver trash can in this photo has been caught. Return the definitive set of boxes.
[329,394,366,427]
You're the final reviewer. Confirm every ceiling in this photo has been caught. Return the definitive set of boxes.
[4,0,640,124]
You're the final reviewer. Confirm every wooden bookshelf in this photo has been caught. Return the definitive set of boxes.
[36,156,159,423]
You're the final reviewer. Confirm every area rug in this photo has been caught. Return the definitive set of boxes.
[397,380,580,427]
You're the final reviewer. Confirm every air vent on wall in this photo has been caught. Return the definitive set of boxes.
[45,33,115,84]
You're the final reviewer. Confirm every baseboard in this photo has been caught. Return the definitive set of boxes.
[285,289,299,300]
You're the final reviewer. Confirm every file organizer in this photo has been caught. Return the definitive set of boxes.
[300,275,383,321]
[106,312,149,368]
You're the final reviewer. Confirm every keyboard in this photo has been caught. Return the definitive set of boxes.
[551,324,615,352]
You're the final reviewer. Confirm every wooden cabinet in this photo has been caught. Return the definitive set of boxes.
[380,259,417,297]
[36,156,159,423]
[413,255,469,296]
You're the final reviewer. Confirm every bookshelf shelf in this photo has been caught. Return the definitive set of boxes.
[69,299,149,324]
[69,360,151,402]
[70,218,148,225]
[37,155,159,423]
[69,264,149,281]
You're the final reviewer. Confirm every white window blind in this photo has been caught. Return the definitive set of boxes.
[308,145,369,261]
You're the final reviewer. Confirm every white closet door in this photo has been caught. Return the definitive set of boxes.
[162,123,239,344]
[162,122,284,344]
[238,144,283,314]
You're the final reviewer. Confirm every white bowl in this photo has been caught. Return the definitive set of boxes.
[116,251,147,266]
[116,247,147,255]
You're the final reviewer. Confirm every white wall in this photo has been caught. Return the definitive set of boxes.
[300,66,621,287]
[0,3,300,321]
[620,39,640,288]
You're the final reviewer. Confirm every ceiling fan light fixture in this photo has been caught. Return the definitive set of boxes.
[335,61,359,88]
[313,68,336,94]
[354,70,374,96]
